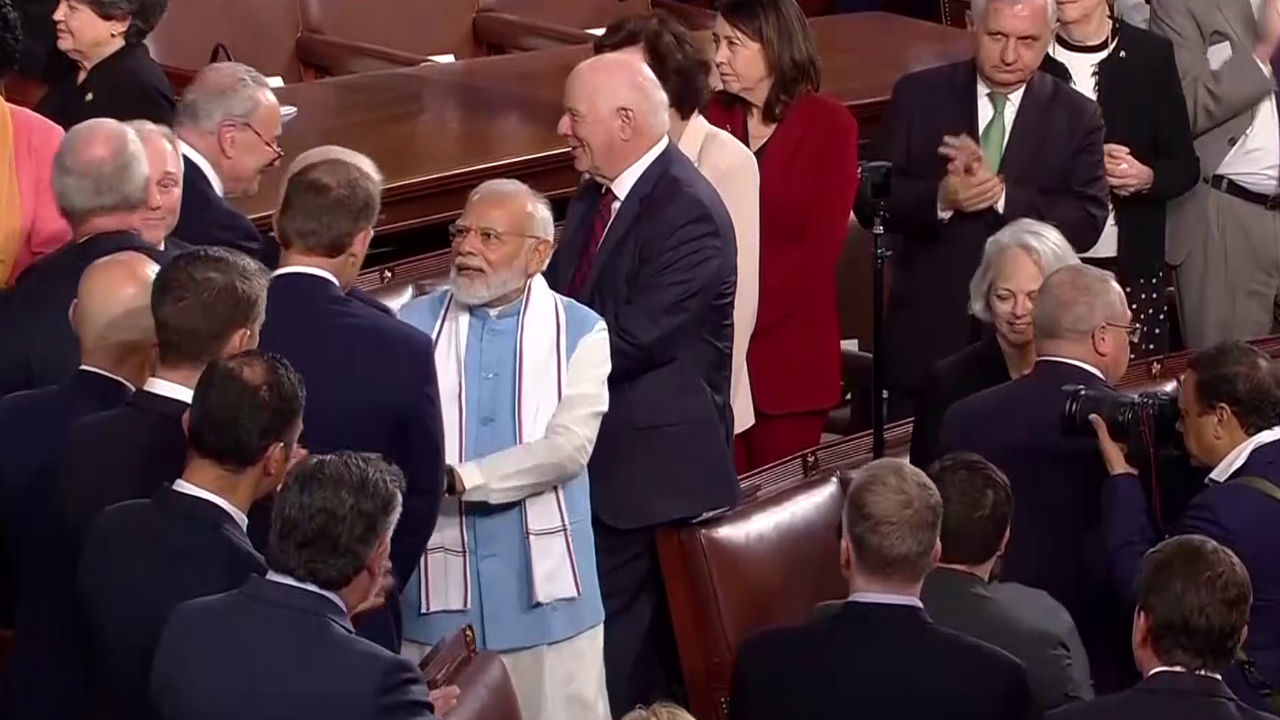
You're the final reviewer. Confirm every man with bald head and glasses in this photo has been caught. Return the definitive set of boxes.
[256,146,445,654]
[397,178,612,720]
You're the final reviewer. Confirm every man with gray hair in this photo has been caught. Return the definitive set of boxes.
[880,0,1108,420]
[172,61,283,262]
[124,120,187,255]
[545,51,739,715]
[0,117,165,398]
[257,150,444,654]
[939,263,1137,692]
[400,178,612,720]
[729,458,1033,720]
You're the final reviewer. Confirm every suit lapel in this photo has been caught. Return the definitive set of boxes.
[580,147,672,296]
[548,178,599,292]
[956,61,981,144]
[999,73,1051,180]
[677,113,711,167]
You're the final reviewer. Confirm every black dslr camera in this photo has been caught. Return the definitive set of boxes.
[1062,384,1181,448]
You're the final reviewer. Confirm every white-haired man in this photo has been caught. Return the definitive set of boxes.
[399,178,612,720]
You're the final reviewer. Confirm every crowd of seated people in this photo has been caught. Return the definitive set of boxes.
[5,0,1280,717]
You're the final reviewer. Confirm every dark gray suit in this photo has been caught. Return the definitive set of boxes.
[922,568,1091,713]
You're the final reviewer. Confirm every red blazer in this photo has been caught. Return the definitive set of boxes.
[703,91,859,415]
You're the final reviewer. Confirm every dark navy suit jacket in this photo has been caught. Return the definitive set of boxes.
[172,155,277,266]
[257,271,444,649]
[0,230,165,398]
[1106,439,1280,709]
[1047,671,1275,720]
[78,485,267,720]
[939,359,1135,693]
[544,143,740,530]
[0,369,132,720]
[151,575,437,720]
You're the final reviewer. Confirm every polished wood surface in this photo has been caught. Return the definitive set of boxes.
[235,13,971,232]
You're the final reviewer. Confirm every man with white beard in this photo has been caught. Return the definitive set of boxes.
[398,179,613,720]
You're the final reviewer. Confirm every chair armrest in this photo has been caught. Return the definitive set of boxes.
[472,11,594,52]
[652,0,717,29]
[296,32,432,77]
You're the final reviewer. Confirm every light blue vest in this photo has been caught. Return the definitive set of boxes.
[397,289,605,652]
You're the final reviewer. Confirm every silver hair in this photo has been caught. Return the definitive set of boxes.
[174,62,273,133]
[123,119,179,159]
[969,219,1080,321]
[52,118,150,227]
[468,178,555,241]
[1033,264,1127,341]
[971,0,1057,27]
[286,145,384,186]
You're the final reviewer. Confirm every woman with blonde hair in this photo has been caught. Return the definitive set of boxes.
[622,702,700,720]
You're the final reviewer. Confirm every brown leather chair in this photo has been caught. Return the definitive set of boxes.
[146,0,306,90]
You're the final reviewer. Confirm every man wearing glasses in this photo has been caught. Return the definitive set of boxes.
[938,263,1139,696]
[172,62,285,265]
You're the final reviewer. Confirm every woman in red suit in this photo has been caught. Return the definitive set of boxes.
[703,0,860,473]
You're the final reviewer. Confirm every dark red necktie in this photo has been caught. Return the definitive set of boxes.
[568,187,616,296]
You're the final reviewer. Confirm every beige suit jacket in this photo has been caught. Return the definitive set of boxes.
[677,112,760,434]
[1151,0,1275,264]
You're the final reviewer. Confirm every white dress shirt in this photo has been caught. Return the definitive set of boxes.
[847,591,925,609]
[171,478,250,532]
[265,570,348,613]
[1037,356,1107,381]
[272,265,341,286]
[1146,665,1224,680]
[179,139,225,198]
[938,77,1025,220]
[601,135,670,236]
[78,364,134,391]
[143,376,195,405]
[1207,425,1280,482]
[1050,40,1119,258]
[1216,3,1280,195]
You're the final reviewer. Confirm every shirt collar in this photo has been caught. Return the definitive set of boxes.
[1037,356,1106,381]
[171,479,249,532]
[265,570,348,613]
[272,265,341,287]
[78,364,135,391]
[1208,426,1280,482]
[976,74,1027,113]
[179,139,224,198]
[143,376,195,405]
[1146,665,1224,681]
[608,135,669,203]
[847,591,925,609]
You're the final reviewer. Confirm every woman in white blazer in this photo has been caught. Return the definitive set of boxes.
[594,14,762,442]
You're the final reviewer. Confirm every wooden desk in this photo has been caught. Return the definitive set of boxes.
[236,13,970,237]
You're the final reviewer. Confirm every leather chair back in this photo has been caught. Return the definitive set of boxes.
[299,0,485,60]
[477,0,649,30]
[146,0,305,87]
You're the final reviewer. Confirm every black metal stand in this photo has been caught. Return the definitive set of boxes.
[869,200,890,459]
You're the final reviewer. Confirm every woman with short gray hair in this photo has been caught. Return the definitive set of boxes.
[35,0,174,129]
[910,219,1080,467]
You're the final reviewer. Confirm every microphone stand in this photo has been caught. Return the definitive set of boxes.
[868,194,890,459]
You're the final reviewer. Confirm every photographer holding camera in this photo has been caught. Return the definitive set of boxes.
[1094,341,1280,711]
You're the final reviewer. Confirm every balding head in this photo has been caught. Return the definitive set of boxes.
[558,52,671,182]
[52,118,150,232]
[72,252,158,361]
[1033,264,1132,381]
[285,145,383,186]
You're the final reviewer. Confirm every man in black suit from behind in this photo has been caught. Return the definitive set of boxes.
[731,458,1034,720]
[151,453,440,720]
[0,117,167,398]
[880,0,1109,417]
[171,62,282,265]
[939,264,1135,692]
[923,452,1093,711]
[1049,536,1275,720]
[543,53,740,714]
[257,148,444,652]
[57,247,270,551]
[0,253,158,720]
[77,350,305,720]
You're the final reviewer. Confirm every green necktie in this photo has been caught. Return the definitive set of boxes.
[980,91,1007,171]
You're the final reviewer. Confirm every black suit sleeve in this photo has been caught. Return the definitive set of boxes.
[608,213,726,384]
[1136,40,1200,203]
[884,76,946,240]
[727,639,769,720]
[1004,661,1041,720]
[909,362,947,469]
[389,333,445,587]
[1003,101,1109,253]
[373,657,437,720]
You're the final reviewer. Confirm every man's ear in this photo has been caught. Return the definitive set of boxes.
[965,9,974,29]
[67,299,78,331]
[839,537,853,581]
[181,408,191,437]
[616,106,637,141]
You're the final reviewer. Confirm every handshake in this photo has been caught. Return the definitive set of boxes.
[936,134,1005,214]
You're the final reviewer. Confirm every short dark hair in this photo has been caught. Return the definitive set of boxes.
[0,0,21,77]
[1188,341,1280,435]
[842,458,942,584]
[267,452,404,592]
[187,351,305,471]
[715,0,820,124]
[1136,535,1251,673]
[928,453,1012,566]
[593,12,711,121]
[83,0,168,43]
[276,159,381,259]
[152,247,269,368]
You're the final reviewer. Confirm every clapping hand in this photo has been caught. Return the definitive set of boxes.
[938,134,1004,213]
[1104,144,1153,196]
